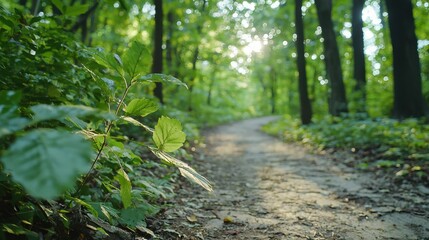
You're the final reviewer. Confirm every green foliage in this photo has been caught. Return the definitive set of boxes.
[0,7,210,238]
[153,116,186,152]
[115,169,132,209]
[125,98,159,117]
[263,115,429,180]
[1,129,92,199]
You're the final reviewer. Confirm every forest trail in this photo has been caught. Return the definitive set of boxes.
[154,117,429,240]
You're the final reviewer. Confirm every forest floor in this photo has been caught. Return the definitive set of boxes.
[151,117,429,240]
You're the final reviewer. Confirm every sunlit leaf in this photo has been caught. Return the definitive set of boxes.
[115,169,132,209]
[151,148,212,191]
[122,41,151,80]
[153,116,186,152]
[139,74,188,89]
[125,98,158,117]
[0,129,92,199]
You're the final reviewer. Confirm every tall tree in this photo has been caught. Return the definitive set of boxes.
[295,0,312,124]
[385,0,425,118]
[152,0,164,104]
[314,0,348,116]
[352,0,366,113]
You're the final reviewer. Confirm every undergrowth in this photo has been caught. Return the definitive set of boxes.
[262,115,429,184]
[0,8,211,239]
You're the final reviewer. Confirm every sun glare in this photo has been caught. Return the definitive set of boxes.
[244,40,263,55]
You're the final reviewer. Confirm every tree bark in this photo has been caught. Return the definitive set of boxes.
[152,0,164,104]
[385,0,425,118]
[352,0,367,113]
[314,0,348,116]
[295,0,312,124]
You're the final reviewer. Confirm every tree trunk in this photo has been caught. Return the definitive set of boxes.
[295,0,312,125]
[385,0,425,118]
[152,0,164,104]
[314,0,348,116]
[352,0,367,113]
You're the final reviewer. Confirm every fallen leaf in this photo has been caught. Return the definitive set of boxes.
[223,216,234,224]
[187,215,198,223]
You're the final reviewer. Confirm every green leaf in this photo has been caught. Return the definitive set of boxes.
[125,98,158,117]
[65,3,90,16]
[122,41,151,80]
[140,74,188,89]
[119,206,159,227]
[92,49,124,77]
[0,129,92,199]
[115,169,132,209]
[151,148,212,191]
[89,202,119,224]
[31,104,114,123]
[51,0,65,14]
[153,116,186,152]
[72,198,98,217]
[0,91,29,137]
[120,116,153,133]
[2,223,30,235]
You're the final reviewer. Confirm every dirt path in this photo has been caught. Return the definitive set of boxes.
[154,117,429,240]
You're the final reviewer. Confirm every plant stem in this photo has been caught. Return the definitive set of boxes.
[72,84,133,199]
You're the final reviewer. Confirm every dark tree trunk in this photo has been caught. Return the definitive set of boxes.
[70,1,99,33]
[352,0,367,113]
[207,71,216,105]
[295,0,312,125]
[31,0,40,15]
[314,0,348,116]
[385,0,425,118]
[152,0,164,104]
[19,0,27,7]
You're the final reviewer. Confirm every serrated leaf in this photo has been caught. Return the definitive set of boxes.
[140,74,188,89]
[115,169,132,209]
[153,116,186,152]
[122,41,151,80]
[31,104,114,123]
[125,98,158,117]
[0,129,92,199]
[92,49,124,77]
[151,148,212,191]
